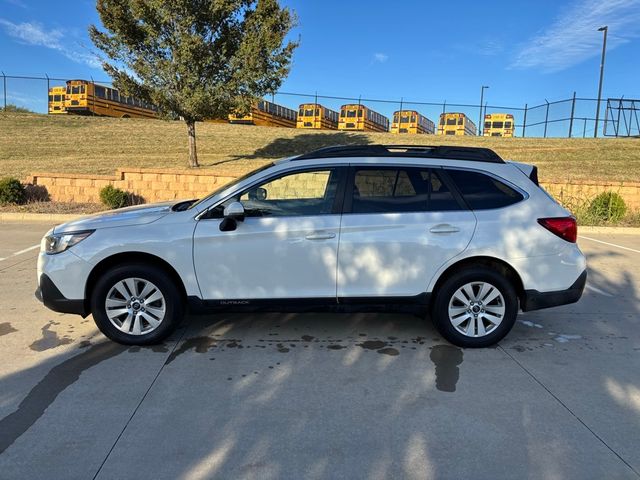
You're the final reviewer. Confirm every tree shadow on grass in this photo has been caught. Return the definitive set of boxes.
[205,131,372,167]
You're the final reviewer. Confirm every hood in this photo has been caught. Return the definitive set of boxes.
[54,201,177,234]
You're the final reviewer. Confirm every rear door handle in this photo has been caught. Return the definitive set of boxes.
[429,224,460,234]
[305,231,336,240]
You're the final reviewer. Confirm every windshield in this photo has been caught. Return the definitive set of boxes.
[188,163,275,210]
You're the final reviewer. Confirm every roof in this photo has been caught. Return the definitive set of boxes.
[292,144,505,164]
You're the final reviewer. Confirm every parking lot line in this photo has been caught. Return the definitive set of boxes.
[585,284,613,297]
[0,244,39,263]
[579,235,640,254]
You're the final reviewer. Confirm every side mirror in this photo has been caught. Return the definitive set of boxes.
[220,201,245,232]
[223,201,245,220]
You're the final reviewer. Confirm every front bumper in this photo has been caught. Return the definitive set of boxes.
[35,273,89,317]
[521,270,587,312]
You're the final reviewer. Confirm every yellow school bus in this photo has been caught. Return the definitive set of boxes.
[47,86,67,114]
[228,100,297,128]
[438,112,477,136]
[483,113,515,137]
[338,104,388,132]
[297,103,339,129]
[391,110,435,134]
[64,80,157,119]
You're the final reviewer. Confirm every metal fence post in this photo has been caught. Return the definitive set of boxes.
[522,104,528,137]
[543,100,550,138]
[568,91,576,138]
[1,71,6,111]
[583,118,587,138]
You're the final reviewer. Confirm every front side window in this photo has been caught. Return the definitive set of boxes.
[222,168,341,217]
[446,169,524,210]
[505,121,512,128]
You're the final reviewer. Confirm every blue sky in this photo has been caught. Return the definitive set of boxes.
[1,0,639,135]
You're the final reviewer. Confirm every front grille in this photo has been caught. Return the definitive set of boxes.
[346,123,356,128]
[304,122,313,127]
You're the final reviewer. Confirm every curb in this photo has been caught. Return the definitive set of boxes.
[580,226,640,235]
[0,212,88,223]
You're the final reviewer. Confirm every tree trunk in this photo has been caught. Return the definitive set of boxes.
[186,120,199,168]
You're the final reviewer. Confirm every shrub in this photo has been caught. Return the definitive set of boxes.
[99,185,129,209]
[0,177,26,205]
[588,191,627,223]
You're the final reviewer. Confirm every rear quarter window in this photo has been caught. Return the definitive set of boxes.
[446,169,524,210]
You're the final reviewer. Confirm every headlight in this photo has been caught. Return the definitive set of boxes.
[44,230,94,255]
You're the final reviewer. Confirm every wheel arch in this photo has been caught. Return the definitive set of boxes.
[85,252,187,303]
[430,256,525,308]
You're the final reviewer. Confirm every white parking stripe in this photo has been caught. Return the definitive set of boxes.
[0,244,39,262]
[586,284,613,297]
[579,235,640,254]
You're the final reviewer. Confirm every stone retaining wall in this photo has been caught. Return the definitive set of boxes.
[24,168,640,210]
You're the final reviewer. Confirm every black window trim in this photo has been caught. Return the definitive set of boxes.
[201,165,349,220]
[441,166,529,211]
[342,165,467,215]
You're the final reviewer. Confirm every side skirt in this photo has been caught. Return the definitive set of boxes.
[187,293,431,315]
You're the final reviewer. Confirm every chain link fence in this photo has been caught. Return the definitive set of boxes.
[2,72,637,138]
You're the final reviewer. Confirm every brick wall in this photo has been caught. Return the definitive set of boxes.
[541,180,640,210]
[24,168,640,210]
[25,168,237,203]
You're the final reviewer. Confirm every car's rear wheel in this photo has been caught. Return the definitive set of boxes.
[91,264,184,345]
[432,266,518,348]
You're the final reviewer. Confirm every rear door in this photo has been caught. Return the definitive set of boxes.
[337,165,476,298]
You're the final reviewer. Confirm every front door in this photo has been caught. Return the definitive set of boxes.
[337,166,476,298]
[193,167,346,300]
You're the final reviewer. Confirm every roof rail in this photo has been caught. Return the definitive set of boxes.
[293,144,504,163]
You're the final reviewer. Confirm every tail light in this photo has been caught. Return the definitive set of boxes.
[538,217,577,243]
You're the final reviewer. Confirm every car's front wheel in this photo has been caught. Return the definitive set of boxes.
[91,264,184,345]
[432,266,518,348]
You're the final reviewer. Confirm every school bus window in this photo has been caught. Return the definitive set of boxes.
[72,86,80,94]
[446,118,456,125]
[505,122,512,128]
[493,122,504,128]
[80,85,86,94]
[485,121,491,129]
[48,95,53,102]
[358,109,363,117]
[458,118,463,125]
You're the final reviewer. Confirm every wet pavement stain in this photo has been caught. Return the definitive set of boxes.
[429,345,463,392]
[164,336,218,365]
[0,322,18,337]
[301,335,314,342]
[276,343,290,353]
[377,347,399,356]
[29,321,73,351]
[0,342,126,454]
[327,344,346,350]
[358,340,387,350]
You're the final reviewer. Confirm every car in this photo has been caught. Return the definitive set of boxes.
[36,144,587,348]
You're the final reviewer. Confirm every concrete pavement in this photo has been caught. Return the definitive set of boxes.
[0,221,638,479]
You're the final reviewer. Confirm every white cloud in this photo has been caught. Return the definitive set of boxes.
[511,0,640,72]
[373,52,388,63]
[0,18,101,69]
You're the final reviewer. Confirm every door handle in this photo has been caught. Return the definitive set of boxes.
[429,224,460,234]
[305,231,336,240]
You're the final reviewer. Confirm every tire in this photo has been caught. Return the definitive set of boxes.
[91,263,184,345]
[431,266,518,348]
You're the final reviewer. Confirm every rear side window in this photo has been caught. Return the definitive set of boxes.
[350,168,460,214]
[446,169,523,209]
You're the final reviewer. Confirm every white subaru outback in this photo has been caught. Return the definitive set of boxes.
[36,145,587,348]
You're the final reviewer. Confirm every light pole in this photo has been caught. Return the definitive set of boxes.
[479,85,489,136]
[594,26,608,137]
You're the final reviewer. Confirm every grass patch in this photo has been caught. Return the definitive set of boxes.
[1,112,639,183]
